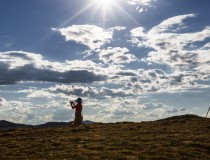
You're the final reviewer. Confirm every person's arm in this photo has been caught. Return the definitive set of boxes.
[70,101,75,109]
[73,104,79,109]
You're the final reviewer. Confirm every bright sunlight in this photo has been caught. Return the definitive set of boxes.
[94,0,115,9]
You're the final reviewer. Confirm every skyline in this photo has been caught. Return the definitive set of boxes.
[0,0,210,124]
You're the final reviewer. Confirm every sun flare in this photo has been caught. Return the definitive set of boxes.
[95,0,114,8]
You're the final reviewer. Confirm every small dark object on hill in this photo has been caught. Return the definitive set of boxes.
[206,107,210,118]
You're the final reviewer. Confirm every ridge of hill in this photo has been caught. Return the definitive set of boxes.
[0,120,94,129]
[0,114,209,160]
[0,114,205,129]
[0,120,32,129]
[157,114,203,122]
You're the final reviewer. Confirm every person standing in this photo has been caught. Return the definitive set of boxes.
[70,98,83,126]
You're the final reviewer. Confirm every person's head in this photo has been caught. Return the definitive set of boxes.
[76,97,82,104]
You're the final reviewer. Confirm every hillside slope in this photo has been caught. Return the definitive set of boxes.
[0,114,209,160]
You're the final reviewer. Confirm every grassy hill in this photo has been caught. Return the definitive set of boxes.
[0,114,209,160]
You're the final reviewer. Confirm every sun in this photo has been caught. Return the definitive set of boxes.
[98,0,113,5]
[60,0,138,28]
[94,0,114,9]
[92,0,116,26]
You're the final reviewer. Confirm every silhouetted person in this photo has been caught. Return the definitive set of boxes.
[70,98,83,126]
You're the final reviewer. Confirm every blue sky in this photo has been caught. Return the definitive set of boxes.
[1,0,210,124]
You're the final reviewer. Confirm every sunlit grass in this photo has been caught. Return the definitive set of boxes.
[0,115,210,159]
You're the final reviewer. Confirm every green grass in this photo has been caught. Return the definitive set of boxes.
[0,114,210,160]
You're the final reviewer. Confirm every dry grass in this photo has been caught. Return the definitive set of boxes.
[0,114,210,160]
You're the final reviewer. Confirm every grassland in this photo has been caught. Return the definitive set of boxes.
[0,114,210,160]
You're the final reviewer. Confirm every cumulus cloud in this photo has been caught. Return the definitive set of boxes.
[98,47,138,64]
[127,0,156,12]
[129,14,210,92]
[140,102,187,120]
[0,97,34,124]
[19,89,60,99]
[108,26,126,32]
[109,109,135,119]
[125,69,167,93]
[52,25,113,50]
[0,51,107,85]
[130,14,210,70]
[142,103,186,113]
[0,97,7,106]
[47,84,133,98]
[53,25,139,70]
[117,67,209,94]
[166,107,186,114]
[94,97,139,121]
[201,42,210,50]
[149,14,196,34]
[143,103,163,110]
[127,0,154,5]
[90,96,188,122]
[48,84,100,98]
[0,94,188,123]
[0,51,43,69]
[0,97,73,124]
[130,27,146,38]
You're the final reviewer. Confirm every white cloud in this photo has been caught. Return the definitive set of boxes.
[0,97,73,124]
[142,103,163,110]
[87,96,188,122]
[108,26,126,31]
[142,103,186,115]
[26,90,59,99]
[149,14,196,34]
[141,103,187,120]
[94,97,139,121]
[110,109,136,120]
[127,0,154,6]
[0,98,34,124]
[0,94,189,124]
[0,51,43,69]
[47,84,133,98]
[121,68,209,93]
[0,97,7,106]
[130,27,147,47]
[166,107,186,114]
[201,42,210,49]
[52,25,113,50]
[48,84,100,98]
[130,27,146,38]
[98,47,138,64]
[53,25,139,67]
[0,51,108,85]
[127,0,156,12]
[131,14,210,70]
[129,14,210,93]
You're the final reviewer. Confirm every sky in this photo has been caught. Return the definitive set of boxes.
[0,0,210,124]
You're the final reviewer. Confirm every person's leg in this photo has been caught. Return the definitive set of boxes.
[73,113,81,126]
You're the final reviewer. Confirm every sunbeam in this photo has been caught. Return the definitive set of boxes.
[93,0,116,27]
[91,0,140,27]
[113,2,141,26]
[59,1,96,27]
[95,0,114,8]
